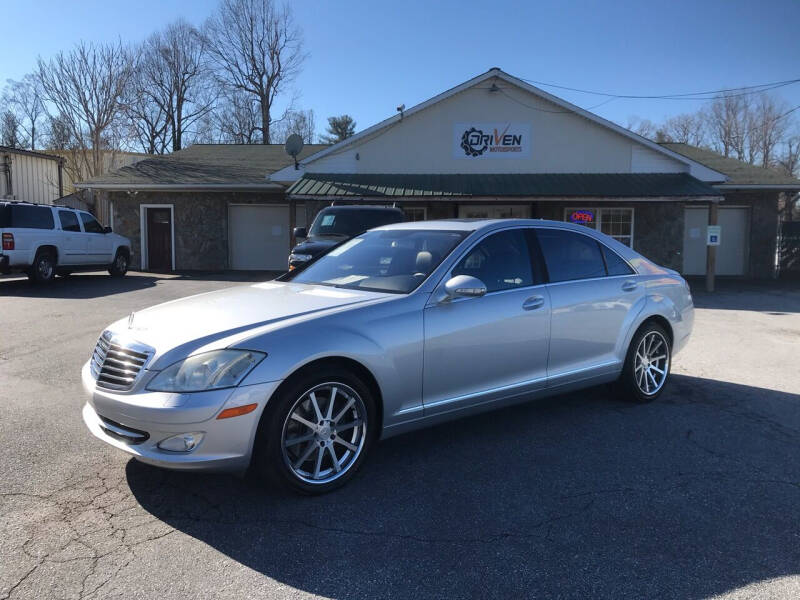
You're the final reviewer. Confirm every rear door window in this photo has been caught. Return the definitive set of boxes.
[79,213,104,233]
[58,210,81,232]
[7,205,55,229]
[535,229,607,283]
[600,244,635,276]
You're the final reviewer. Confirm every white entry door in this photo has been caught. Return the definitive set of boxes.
[229,204,296,270]
[683,207,749,276]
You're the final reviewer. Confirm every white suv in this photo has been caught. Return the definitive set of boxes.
[0,202,132,283]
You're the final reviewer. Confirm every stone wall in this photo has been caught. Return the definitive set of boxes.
[109,191,285,271]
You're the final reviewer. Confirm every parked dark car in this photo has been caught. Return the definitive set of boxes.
[288,205,405,270]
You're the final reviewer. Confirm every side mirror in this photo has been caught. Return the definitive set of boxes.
[443,275,487,300]
[293,227,307,239]
[103,226,113,234]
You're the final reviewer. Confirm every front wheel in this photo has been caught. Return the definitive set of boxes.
[254,366,376,495]
[616,322,672,403]
[109,250,128,277]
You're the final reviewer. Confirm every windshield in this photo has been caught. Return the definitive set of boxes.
[308,209,402,238]
[292,229,468,293]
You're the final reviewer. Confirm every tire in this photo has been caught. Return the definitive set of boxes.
[28,250,56,283]
[615,322,672,403]
[109,250,129,277]
[253,365,377,495]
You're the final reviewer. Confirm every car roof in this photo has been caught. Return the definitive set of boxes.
[376,218,588,233]
[319,205,403,211]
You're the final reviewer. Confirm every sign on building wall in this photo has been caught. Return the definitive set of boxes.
[454,122,531,159]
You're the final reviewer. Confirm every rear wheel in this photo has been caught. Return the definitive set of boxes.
[28,250,56,283]
[616,322,671,403]
[109,250,128,277]
[254,366,376,494]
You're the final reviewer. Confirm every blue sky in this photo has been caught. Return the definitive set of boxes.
[3,0,799,138]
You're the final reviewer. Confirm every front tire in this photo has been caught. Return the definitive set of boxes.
[616,322,672,403]
[254,366,376,495]
[28,250,56,283]
[109,250,129,277]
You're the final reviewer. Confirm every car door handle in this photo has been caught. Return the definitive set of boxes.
[522,295,545,310]
[622,280,638,292]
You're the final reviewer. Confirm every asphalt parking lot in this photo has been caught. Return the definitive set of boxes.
[1,272,799,599]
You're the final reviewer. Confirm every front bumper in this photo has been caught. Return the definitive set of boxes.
[81,361,281,473]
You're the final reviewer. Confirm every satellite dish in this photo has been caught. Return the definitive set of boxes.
[285,134,304,170]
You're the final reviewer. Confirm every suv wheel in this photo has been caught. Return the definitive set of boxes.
[254,365,376,495]
[28,250,56,283]
[109,250,128,277]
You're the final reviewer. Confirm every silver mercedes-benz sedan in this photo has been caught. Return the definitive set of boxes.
[82,219,693,494]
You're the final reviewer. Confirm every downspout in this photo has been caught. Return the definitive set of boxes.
[1,154,12,198]
[57,158,64,198]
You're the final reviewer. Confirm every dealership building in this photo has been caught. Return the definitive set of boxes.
[81,68,800,276]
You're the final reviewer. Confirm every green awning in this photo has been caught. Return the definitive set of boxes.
[287,172,722,199]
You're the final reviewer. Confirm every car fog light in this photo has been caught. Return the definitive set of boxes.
[158,432,204,452]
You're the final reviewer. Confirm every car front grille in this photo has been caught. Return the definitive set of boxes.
[90,331,153,391]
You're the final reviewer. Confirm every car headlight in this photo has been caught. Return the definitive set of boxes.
[147,350,266,393]
[289,253,313,263]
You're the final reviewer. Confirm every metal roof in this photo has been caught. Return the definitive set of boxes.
[0,146,63,162]
[77,143,329,190]
[287,172,722,199]
[659,143,800,189]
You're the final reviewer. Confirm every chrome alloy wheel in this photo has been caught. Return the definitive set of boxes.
[634,331,670,396]
[281,382,368,485]
[114,253,127,272]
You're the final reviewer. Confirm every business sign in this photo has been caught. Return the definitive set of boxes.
[707,225,721,246]
[569,210,595,224]
[454,122,531,159]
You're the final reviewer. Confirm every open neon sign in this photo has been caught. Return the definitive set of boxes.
[569,210,595,224]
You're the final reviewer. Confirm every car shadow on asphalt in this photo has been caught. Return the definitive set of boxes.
[126,375,800,599]
[0,270,283,299]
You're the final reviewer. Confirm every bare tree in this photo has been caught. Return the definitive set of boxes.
[1,110,21,147]
[4,75,45,150]
[625,116,657,140]
[272,108,316,143]
[778,132,800,178]
[749,93,789,168]
[204,0,306,144]
[137,20,215,152]
[37,41,134,178]
[215,89,263,143]
[706,94,751,159]
[124,65,170,154]
[659,113,706,146]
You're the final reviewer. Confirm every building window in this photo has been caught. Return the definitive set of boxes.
[564,207,634,247]
[403,206,427,222]
[458,204,531,219]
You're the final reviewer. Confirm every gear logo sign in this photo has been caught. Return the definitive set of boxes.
[460,127,488,157]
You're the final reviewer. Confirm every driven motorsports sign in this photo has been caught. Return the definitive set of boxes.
[454,122,531,159]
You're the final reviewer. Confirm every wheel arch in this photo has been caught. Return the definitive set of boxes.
[268,356,385,432]
[636,314,674,347]
[34,244,59,264]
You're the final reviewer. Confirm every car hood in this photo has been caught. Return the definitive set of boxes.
[109,281,391,369]
[292,237,341,256]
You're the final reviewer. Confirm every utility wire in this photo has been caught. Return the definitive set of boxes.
[519,77,800,100]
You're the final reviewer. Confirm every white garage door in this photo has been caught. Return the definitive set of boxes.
[683,207,749,276]
[229,204,294,270]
